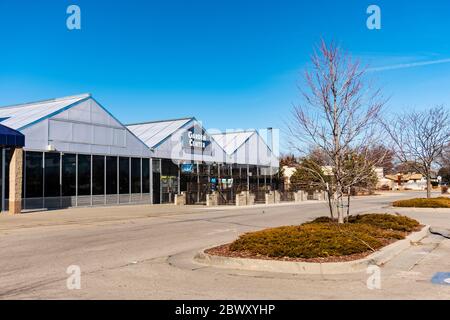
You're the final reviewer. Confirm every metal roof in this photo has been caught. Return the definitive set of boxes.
[211,131,255,155]
[0,94,90,130]
[126,117,194,149]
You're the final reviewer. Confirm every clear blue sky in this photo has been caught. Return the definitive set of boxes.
[1,0,450,151]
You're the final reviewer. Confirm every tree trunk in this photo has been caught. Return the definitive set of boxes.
[326,183,335,219]
[426,171,432,199]
[336,184,344,223]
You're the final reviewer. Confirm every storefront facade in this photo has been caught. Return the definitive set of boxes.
[0,94,279,212]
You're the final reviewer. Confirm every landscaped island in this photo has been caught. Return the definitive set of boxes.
[393,197,450,208]
[206,214,421,263]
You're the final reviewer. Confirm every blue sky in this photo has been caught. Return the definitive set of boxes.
[1,0,450,152]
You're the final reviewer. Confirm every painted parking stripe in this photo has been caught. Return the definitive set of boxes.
[431,273,450,285]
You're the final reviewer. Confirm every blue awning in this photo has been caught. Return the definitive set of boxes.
[0,124,25,147]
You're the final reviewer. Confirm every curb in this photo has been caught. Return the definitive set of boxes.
[194,226,430,275]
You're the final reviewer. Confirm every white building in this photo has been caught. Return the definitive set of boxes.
[0,94,279,212]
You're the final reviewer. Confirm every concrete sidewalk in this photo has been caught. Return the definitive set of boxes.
[0,191,446,232]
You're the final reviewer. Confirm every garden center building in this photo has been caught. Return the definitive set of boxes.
[0,94,279,213]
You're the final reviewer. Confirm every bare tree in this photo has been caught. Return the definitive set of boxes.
[384,106,450,198]
[288,40,387,223]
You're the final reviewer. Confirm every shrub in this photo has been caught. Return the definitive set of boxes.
[348,214,420,232]
[393,197,450,208]
[229,222,404,259]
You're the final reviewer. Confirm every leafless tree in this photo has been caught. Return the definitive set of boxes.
[384,106,450,198]
[288,40,387,223]
[438,142,450,168]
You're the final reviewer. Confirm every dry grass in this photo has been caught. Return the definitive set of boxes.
[393,197,450,208]
[228,214,420,259]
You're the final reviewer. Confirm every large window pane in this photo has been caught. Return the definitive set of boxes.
[152,159,161,204]
[45,153,60,197]
[142,159,150,193]
[78,155,91,196]
[62,154,76,196]
[25,151,43,198]
[92,155,105,195]
[131,158,141,194]
[119,157,129,194]
[161,158,178,176]
[106,156,117,195]
[4,148,12,197]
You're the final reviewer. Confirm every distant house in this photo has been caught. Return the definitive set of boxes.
[282,166,297,189]
[384,173,426,191]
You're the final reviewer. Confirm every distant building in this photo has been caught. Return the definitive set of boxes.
[0,94,279,213]
[282,166,297,189]
[384,173,426,191]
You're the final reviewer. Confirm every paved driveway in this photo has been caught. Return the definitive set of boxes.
[0,191,449,299]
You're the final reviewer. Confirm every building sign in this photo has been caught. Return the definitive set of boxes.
[182,125,212,155]
[181,163,194,173]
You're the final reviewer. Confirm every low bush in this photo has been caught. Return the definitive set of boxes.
[393,197,450,208]
[229,221,405,259]
[348,214,420,232]
[308,214,420,232]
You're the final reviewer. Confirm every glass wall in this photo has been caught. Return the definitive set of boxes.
[77,155,91,196]
[119,157,129,194]
[62,154,76,196]
[161,159,178,203]
[0,151,155,210]
[152,158,161,204]
[44,153,60,197]
[131,158,141,194]
[92,155,105,195]
[105,156,117,195]
[26,151,43,198]
[142,159,150,193]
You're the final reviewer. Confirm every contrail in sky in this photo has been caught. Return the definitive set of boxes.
[367,58,450,72]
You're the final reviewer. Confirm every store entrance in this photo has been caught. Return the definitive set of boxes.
[161,175,178,204]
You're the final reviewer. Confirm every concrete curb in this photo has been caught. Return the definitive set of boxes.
[194,226,430,275]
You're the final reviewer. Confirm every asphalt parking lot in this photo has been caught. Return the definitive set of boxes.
[0,191,449,299]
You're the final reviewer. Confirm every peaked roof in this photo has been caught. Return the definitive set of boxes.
[211,130,256,155]
[0,94,91,130]
[126,117,194,149]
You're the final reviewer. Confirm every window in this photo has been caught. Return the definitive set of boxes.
[25,151,43,198]
[119,157,129,194]
[4,148,12,197]
[45,153,60,197]
[106,156,117,194]
[77,154,91,196]
[62,154,76,196]
[142,159,150,193]
[161,158,178,176]
[131,158,141,194]
[92,155,105,195]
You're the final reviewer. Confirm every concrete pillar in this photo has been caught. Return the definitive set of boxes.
[175,192,186,206]
[265,191,274,205]
[313,190,324,201]
[294,190,307,203]
[236,191,255,206]
[274,190,281,203]
[9,147,23,215]
[206,192,219,207]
